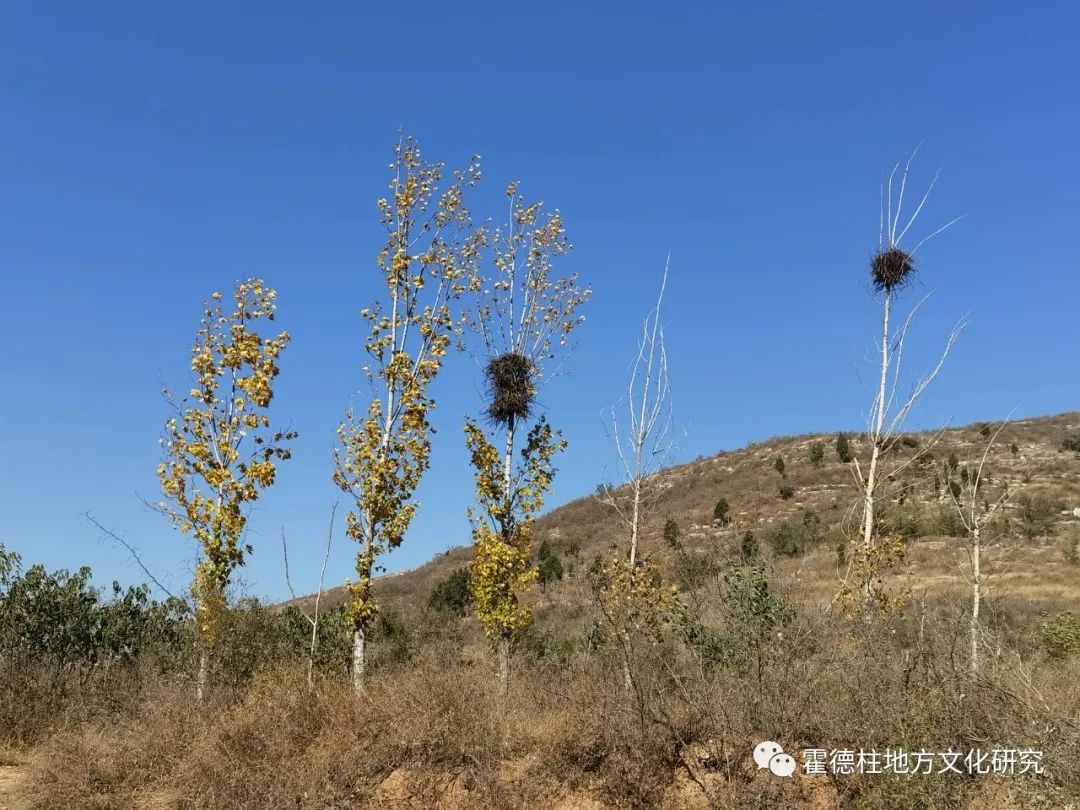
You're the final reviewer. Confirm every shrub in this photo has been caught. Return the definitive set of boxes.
[808,440,825,468]
[428,568,472,615]
[713,498,730,525]
[740,530,759,562]
[774,455,786,476]
[836,432,853,463]
[765,510,822,557]
[674,551,718,592]
[0,545,187,671]
[1015,491,1062,540]
[1040,612,1080,658]
[1062,434,1080,452]
[662,518,681,548]
[767,521,803,556]
[778,483,795,500]
[517,623,576,667]
[722,562,794,649]
[536,542,564,590]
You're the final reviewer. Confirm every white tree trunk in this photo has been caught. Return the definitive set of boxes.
[970,524,981,676]
[502,416,515,504]
[861,292,892,604]
[196,649,208,703]
[628,479,641,568]
[352,626,366,693]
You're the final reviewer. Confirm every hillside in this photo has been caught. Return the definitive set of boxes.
[298,411,1080,619]
[13,412,1080,810]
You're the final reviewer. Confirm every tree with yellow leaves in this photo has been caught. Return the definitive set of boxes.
[156,279,296,701]
[466,416,564,694]
[333,135,482,691]
[463,182,589,696]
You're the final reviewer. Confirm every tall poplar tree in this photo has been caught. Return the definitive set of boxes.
[333,135,482,690]
[156,278,296,700]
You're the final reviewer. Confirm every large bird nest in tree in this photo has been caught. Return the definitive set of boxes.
[871,248,915,293]
[484,353,536,426]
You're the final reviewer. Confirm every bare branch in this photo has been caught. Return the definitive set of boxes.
[83,512,176,600]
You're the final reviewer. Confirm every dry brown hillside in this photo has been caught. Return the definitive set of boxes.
[297,411,1080,619]
[17,414,1080,810]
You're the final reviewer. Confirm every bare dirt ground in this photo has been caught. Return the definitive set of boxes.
[0,765,29,810]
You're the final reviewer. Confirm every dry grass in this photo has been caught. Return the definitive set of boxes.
[14,603,1080,809]
[10,413,1080,808]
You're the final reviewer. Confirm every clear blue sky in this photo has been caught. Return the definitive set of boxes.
[1,2,1077,602]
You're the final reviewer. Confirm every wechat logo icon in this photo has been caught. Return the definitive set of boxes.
[754,740,796,778]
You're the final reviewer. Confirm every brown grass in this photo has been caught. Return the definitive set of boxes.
[10,413,1080,809]
[15,602,1080,809]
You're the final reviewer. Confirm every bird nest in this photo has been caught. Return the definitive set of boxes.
[871,248,915,293]
[484,353,536,426]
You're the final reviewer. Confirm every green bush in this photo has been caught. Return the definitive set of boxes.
[1040,612,1080,658]
[1015,492,1062,540]
[663,518,681,548]
[536,542,564,590]
[723,562,794,644]
[808,440,825,468]
[0,544,187,670]
[765,510,822,557]
[428,568,472,615]
[740,530,759,562]
[767,520,803,556]
[836,432,853,463]
[713,498,730,525]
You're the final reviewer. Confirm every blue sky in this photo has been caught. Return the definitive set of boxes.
[1,2,1077,602]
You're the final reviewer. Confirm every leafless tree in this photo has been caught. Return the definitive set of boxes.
[281,502,337,691]
[946,420,1014,676]
[846,148,966,613]
[601,255,674,567]
[599,257,675,693]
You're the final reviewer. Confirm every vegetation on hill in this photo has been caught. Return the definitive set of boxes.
[3,139,1080,808]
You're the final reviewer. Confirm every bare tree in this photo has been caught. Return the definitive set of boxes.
[601,256,674,568]
[281,502,337,691]
[946,420,1014,676]
[845,149,965,614]
[598,258,677,695]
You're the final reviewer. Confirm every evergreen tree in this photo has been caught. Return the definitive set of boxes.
[713,498,730,525]
[836,432,853,463]
[663,518,681,548]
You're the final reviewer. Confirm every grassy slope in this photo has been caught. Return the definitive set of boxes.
[293,411,1080,618]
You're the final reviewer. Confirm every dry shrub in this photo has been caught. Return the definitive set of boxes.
[24,679,196,809]
[19,603,1080,809]
[0,661,166,747]
[119,664,506,809]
